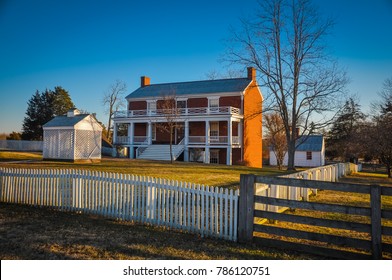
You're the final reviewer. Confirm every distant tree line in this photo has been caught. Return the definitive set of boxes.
[326,78,392,178]
[264,77,392,178]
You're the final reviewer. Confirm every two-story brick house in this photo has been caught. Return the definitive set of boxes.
[112,67,263,168]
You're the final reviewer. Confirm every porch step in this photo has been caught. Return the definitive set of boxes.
[138,144,184,161]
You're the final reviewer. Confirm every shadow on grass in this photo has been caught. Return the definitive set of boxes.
[0,203,321,260]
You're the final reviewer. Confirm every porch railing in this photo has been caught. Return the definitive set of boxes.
[114,106,242,118]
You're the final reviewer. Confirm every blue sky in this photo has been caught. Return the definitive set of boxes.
[0,0,391,133]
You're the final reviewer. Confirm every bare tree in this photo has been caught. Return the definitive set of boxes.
[156,94,181,164]
[102,80,127,142]
[366,77,392,177]
[225,0,348,170]
[264,113,287,170]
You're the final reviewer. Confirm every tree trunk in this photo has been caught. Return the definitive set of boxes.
[287,140,296,170]
[169,126,173,164]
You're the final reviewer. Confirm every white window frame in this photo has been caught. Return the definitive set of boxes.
[147,100,157,115]
[209,121,219,142]
[208,97,219,107]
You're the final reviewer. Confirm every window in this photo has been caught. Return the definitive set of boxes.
[147,101,156,115]
[176,100,187,109]
[210,149,219,164]
[306,151,312,160]
[209,98,219,113]
[209,122,219,142]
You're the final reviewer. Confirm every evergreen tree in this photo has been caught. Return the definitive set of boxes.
[326,98,365,161]
[22,87,75,140]
[52,86,75,116]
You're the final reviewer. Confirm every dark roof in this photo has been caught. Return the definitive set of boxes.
[296,135,324,151]
[126,78,252,99]
[43,114,90,128]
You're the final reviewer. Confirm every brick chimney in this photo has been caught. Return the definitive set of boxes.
[141,76,150,87]
[67,108,80,117]
[247,67,256,80]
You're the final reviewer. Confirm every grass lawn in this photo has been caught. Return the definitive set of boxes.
[0,151,289,188]
[1,151,391,259]
[0,202,324,260]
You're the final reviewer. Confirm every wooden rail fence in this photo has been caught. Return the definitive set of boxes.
[239,175,392,259]
[0,167,238,241]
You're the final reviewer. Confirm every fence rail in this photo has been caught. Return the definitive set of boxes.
[239,175,392,259]
[0,140,43,151]
[0,167,238,241]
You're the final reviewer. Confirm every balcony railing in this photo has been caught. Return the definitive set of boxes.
[116,136,240,146]
[114,106,241,118]
[188,136,240,145]
[115,136,148,145]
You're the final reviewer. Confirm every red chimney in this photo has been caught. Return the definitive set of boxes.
[141,76,150,87]
[247,67,256,80]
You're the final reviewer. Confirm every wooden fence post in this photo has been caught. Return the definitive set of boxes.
[238,174,255,243]
[370,185,382,259]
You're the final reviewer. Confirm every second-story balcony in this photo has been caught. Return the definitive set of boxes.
[114,106,241,119]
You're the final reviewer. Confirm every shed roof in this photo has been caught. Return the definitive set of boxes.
[43,114,91,128]
[296,135,324,151]
[126,78,252,99]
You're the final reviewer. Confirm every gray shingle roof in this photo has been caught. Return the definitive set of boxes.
[296,135,324,151]
[126,78,252,99]
[43,114,90,128]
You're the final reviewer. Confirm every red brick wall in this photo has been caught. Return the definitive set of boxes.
[188,98,208,108]
[129,101,146,110]
[189,122,205,136]
[218,121,227,137]
[134,123,146,136]
[219,149,227,165]
[220,96,241,108]
[232,121,239,136]
[243,80,263,168]
[232,148,242,165]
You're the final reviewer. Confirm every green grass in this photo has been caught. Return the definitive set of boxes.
[0,151,290,188]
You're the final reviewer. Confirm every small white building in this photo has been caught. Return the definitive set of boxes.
[270,135,325,168]
[43,109,103,162]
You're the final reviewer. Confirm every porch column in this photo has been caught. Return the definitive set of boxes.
[238,120,243,161]
[113,123,118,144]
[227,118,232,165]
[205,147,210,164]
[205,120,210,145]
[205,120,210,163]
[184,120,189,162]
[129,123,134,159]
[147,121,152,145]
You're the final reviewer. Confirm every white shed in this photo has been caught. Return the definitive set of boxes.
[43,109,103,162]
[270,135,325,168]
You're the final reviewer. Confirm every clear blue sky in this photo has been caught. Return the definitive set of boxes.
[1,0,391,134]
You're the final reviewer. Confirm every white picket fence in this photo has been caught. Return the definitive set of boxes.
[0,167,238,241]
[255,162,361,212]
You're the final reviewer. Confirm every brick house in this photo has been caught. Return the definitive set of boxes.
[112,67,263,168]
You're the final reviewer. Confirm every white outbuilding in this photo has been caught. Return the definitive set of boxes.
[270,135,325,168]
[43,109,103,162]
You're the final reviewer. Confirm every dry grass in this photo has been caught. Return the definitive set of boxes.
[0,151,289,188]
[254,173,392,258]
[0,202,322,260]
